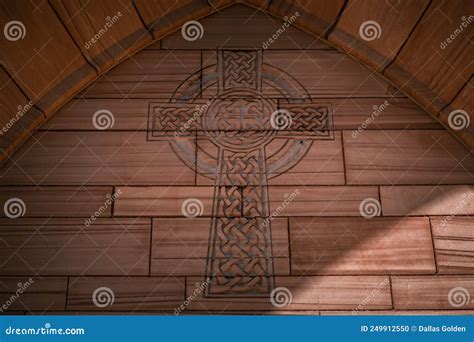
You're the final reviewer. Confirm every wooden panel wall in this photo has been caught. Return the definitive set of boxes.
[0,0,472,165]
[0,1,472,315]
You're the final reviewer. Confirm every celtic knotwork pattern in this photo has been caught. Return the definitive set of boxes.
[219,150,263,186]
[206,148,273,295]
[242,186,265,217]
[209,217,273,295]
[206,98,269,131]
[215,186,266,218]
[148,103,205,140]
[220,50,260,91]
[152,107,199,131]
[217,186,241,217]
[202,91,276,151]
[280,105,332,137]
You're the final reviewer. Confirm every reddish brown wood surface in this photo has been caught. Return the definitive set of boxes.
[0,3,472,314]
[329,0,430,70]
[0,0,472,165]
[50,0,151,72]
[0,0,96,114]
[384,0,473,114]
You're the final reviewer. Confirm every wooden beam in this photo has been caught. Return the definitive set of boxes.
[50,0,152,73]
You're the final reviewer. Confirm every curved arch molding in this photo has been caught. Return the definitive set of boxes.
[0,0,472,163]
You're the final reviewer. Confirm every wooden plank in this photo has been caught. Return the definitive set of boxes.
[41,99,149,131]
[0,131,195,185]
[381,185,474,216]
[269,0,345,36]
[344,130,474,185]
[0,218,150,275]
[0,67,44,162]
[151,217,289,276]
[0,0,96,113]
[50,0,151,72]
[290,217,435,275]
[195,138,218,185]
[202,50,392,98]
[152,258,290,278]
[440,78,473,150]
[114,187,214,216]
[384,0,474,113]
[392,276,474,310]
[330,98,441,130]
[268,133,344,185]
[49,97,440,133]
[134,0,210,39]
[329,0,430,70]
[261,50,392,97]
[0,277,66,312]
[269,186,379,216]
[67,276,185,311]
[78,50,201,99]
[0,186,112,217]
[263,50,388,97]
[432,217,474,274]
[186,276,391,311]
[154,218,286,258]
[161,4,329,49]
[196,133,345,186]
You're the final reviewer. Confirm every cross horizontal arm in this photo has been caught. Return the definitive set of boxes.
[147,101,210,140]
[274,103,334,139]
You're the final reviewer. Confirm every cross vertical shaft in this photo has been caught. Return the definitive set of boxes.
[206,147,274,296]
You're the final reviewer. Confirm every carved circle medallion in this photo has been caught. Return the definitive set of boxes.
[202,89,276,151]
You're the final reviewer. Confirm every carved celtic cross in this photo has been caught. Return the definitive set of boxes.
[148,49,333,297]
